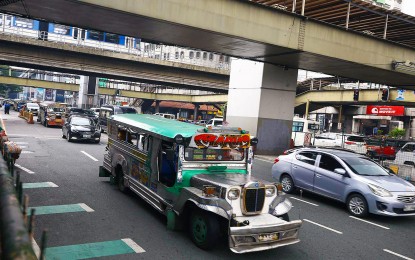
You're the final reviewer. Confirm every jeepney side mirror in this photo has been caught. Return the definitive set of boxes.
[251,137,258,145]
[165,149,175,161]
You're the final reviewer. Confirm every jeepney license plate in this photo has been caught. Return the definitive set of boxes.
[55,119,62,123]
[83,134,91,138]
[258,233,279,242]
[403,205,415,211]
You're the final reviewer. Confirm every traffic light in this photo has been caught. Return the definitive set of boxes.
[353,89,359,101]
[381,88,389,101]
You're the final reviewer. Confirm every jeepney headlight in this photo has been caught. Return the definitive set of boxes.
[265,185,276,197]
[269,195,292,216]
[227,188,240,200]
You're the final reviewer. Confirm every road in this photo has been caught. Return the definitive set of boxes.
[2,109,415,260]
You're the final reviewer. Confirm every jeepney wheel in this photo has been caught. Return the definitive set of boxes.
[117,170,128,193]
[280,174,295,194]
[189,209,220,250]
[67,132,72,142]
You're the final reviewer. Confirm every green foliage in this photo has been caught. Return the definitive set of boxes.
[0,84,23,98]
[389,128,405,138]
[376,129,383,136]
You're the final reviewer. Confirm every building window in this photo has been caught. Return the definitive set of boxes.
[189,51,194,59]
[209,53,214,61]
[203,52,207,60]
[196,51,201,59]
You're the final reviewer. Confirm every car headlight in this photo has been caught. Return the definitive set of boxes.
[368,183,392,197]
[265,185,276,197]
[227,188,240,200]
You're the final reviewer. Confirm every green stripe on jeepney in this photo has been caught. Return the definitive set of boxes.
[166,169,247,195]
[111,114,204,140]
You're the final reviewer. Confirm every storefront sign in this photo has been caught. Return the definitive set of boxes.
[366,105,404,116]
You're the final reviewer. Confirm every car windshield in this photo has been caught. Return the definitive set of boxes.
[27,103,38,108]
[184,148,244,161]
[342,157,389,176]
[71,117,92,126]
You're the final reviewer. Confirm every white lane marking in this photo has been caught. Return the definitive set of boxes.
[383,249,414,260]
[81,151,98,162]
[254,157,274,163]
[18,146,28,149]
[349,216,390,230]
[14,142,28,145]
[290,197,319,206]
[78,203,95,212]
[47,182,59,188]
[31,238,40,259]
[15,164,35,174]
[121,238,146,253]
[21,151,34,154]
[303,219,343,234]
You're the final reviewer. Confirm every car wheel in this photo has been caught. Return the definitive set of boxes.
[67,132,71,142]
[94,138,100,144]
[189,209,220,250]
[347,194,368,218]
[280,174,295,194]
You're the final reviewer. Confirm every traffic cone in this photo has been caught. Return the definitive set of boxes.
[27,113,34,124]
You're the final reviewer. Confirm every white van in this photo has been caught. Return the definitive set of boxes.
[154,113,176,119]
[206,117,223,127]
[395,142,415,165]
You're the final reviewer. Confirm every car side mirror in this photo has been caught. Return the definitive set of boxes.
[334,168,347,175]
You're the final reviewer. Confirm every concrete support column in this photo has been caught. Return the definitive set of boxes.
[155,100,160,113]
[193,104,199,121]
[78,76,99,108]
[226,59,297,155]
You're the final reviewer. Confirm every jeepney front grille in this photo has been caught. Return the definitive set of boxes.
[242,185,265,215]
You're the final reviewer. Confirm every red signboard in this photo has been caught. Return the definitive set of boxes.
[366,105,405,116]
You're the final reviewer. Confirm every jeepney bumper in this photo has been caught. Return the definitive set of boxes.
[229,214,302,254]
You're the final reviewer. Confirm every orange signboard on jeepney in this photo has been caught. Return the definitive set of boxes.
[190,133,250,149]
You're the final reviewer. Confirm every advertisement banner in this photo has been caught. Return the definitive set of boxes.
[35,88,44,101]
[45,89,54,101]
[366,105,404,116]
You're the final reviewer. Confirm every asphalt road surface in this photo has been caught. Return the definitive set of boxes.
[2,109,415,260]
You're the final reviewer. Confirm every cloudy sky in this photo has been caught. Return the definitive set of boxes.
[402,0,415,16]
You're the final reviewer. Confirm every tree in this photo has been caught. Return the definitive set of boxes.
[389,128,405,138]
[0,84,23,98]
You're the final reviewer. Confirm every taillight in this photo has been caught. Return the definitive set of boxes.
[345,141,355,145]
[274,158,280,164]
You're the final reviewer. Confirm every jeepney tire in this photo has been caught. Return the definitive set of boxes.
[189,209,220,250]
[279,213,290,222]
[117,170,128,193]
[280,174,295,194]
[67,133,72,142]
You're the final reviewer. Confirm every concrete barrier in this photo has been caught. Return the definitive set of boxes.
[19,111,34,124]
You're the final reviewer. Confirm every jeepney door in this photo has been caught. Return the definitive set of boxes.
[158,141,178,187]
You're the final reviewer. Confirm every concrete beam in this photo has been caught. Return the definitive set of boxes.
[0,34,229,92]
[97,88,227,103]
[295,89,415,106]
[0,75,79,91]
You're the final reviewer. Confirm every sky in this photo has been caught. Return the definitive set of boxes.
[402,0,415,16]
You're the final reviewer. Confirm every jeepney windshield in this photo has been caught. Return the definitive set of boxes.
[184,148,245,161]
[48,107,65,113]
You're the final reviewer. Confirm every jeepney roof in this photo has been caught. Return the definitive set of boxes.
[110,114,204,139]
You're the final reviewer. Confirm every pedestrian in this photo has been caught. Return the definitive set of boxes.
[4,103,10,114]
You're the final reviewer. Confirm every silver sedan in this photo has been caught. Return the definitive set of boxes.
[272,148,415,217]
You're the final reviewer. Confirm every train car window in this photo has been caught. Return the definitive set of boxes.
[54,24,71,35]
[203,52,207,60]
[209,53,214,61]
[105,33,119,44]
[88,30,104,41]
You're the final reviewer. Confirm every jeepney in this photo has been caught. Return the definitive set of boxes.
[99,114,302,253]
[37,101,66,127]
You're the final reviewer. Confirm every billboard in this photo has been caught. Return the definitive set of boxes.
[366,105,404,116]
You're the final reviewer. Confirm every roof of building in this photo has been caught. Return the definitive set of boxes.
[110,114,204,139]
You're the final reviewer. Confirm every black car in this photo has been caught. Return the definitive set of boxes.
[62,115,101,143]
[66,108,99,123]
